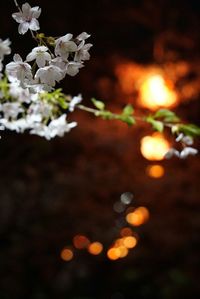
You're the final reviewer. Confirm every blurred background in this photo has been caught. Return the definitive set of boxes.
[0,0,200,298]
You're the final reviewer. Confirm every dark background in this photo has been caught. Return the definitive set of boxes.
[0,1,200,299]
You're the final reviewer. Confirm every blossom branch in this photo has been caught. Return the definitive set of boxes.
[0,1,199,159]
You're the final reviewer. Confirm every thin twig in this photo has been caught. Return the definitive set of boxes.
[13,0,22,12]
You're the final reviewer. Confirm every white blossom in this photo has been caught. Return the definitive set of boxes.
[68,94,82,112]
[0,60,2,80]
[0,102,24,119]
[12,2,41,35]
[0,38,11,60]
[35,65,64,87]
[164,148,180,159]
[0,60,3,72]
[9,82,31,103]
[28,82,53,93]
[74,42,92,62]
[182,136,193,145]
[55,34,77,61]
[26,114,42,125]
[47,114,77,138]
[0,118,28,132]
[180,147,198,159]
[30,114,77,139]
[65,61,83,76]
[28,101,52,118]
[175,133,193,145]
[26,46,51,68]
[50,57,67,71]
[6,54,32,87]
[76,32,91,41]
[29,123,50,139]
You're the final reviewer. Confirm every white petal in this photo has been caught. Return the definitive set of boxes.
[31,7,41,19]
[164,148,180,159]
[37,46,48,52]
[56,34,73,44]
[22,3,31,15]
[36,56,46,68]
[29,19,40,31]
[180,147,198,159]
[43,52,51,61]
[26,52,36,62]
[12,12,23,23]
[65,41,77,52]
[18,22,29,35]
[13,54,22,62]
[77,32,90,41]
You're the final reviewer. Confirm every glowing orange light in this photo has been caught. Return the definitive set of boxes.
[123,236,137,248]
[73,235,90,249]
[115,63,139,94]
[120,227,133,237]
[139,74,177,110]
[88,242,103,255]
[146,164,165,178]
[60,248,74,261]
[126,206,150,226]
[114,238,124,247]
[140,132,170,161]
[118,246,129,258]
[107,248,121,260]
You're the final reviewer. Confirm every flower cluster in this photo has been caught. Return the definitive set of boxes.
[165,133,198,159]
[0,2,92,139]
[0,38,11,79]
[7,3,92,89]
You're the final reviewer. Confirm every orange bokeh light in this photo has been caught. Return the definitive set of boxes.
[60,248,74,262]
[73,235,90,249]
[146,164,165,178]
[115,63,178,110]
[120,227,133,237]
[139,74,177,110]
[123,236,137,248]
[107,248,121,260]
[118,246,129,258]
[126,206,150,226]
[88,242,103,255]
[140,132,170,161]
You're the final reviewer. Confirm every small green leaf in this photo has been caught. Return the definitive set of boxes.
[146,116,164,132]
[0,77,10,100]
[124,115,135,126]
[91,98,105,110]
[178,124,200,137]
[123,104,134,116]
[154,109,175,118]
[154,109,180,123]
[57,98,68,109]
[100,110,113,119]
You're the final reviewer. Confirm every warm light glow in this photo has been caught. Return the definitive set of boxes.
[114,238,124,247]
[120,227,133,237]
[139,74,177,110]
[107,248,121,260]
[146,164,165,178]
[118,246,129,258]
[123,236,137,248]
[73,235,90,249]
[126,206,150,226]
[140,132,170,161]
[60,248,74,261]
[88,242,103,255]
[115,63,139,94]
